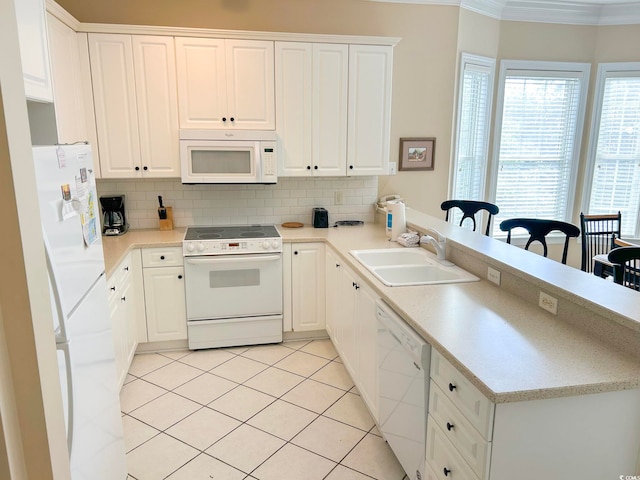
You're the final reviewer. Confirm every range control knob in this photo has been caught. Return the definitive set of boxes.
[186,243,195,252]
[197,243,205,252]
[271,239,280,249]
[263,241,272,250]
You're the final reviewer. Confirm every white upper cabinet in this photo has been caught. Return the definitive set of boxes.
[347,45,393,176]
[175,38,275,130]
[276,42,348,177]
[88,33,179,178]
[47,14,91,144]
[15,0,53,102]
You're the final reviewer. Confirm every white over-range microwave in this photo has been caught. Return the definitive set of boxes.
[180,130,277,184]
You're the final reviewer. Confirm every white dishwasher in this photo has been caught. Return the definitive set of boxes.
[377,300,430,480]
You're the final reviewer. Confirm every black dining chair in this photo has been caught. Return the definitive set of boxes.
[580,212,622,273]
[607,246,640,290]
[499,218,580,265]
[440,200,500,236]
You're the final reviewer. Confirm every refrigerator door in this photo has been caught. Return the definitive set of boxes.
[63,274,126,480]
[32,145,105,319]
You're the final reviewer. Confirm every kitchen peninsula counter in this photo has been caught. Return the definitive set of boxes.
[102,219,640,404]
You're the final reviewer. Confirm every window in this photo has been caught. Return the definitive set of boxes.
[450,53,495,228]
[490,61,590,236]
[584,63,640,237]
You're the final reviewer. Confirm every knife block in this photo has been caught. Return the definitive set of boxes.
[159,206,173,231]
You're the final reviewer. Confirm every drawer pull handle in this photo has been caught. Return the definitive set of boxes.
[178,275,183,279]
[335,263,340,268]
[160,255,165,260]
[124,266,129,271]
[446,422,454,431]
[448,382,457,392]
[443,467,451,476]
[121,296,126,302]
[110,286,116,291]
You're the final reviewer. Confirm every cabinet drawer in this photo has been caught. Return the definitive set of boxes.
[426,416,481,480]
[141,247,183,267]
[429,381,491,478]
[107,253,132,300]
[430,349,494,439]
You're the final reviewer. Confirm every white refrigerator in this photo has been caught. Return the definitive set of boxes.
[32,144,127,480]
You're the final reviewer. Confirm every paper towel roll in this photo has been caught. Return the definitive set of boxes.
[389,201,406,241]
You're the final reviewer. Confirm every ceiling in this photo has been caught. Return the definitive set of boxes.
[367,0,640,24]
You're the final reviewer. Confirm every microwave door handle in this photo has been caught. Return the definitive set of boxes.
[185,254,281,265]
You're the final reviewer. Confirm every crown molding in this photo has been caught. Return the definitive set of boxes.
[366,0,640,24]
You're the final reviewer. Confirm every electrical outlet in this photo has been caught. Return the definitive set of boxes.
[334,191,344,205]
[487,267,501,286]
[539,291,558,315]
[389,162,397,175]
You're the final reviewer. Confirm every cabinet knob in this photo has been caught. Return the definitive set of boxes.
[335,263,340,268]
[352,282,359,290]
[294,251,298,255]
[135,166,140,171]
[446,422,454,431]
[307,166,311,170]
[443,467,451,477]
[314,165,318,170]
[448,383,457,392]
[230,117,235,122]
[349,165,354,170]
[143,166,148,171]
[222,117,227,122]
[160,255,165,260]
[178,275,183,279]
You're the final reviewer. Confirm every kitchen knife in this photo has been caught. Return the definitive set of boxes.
[158,195,167,219]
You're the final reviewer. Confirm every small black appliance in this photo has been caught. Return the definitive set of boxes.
[312,208,329,228]
[100,195,128,236]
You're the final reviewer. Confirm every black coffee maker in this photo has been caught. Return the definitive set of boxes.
[100,195,128,236]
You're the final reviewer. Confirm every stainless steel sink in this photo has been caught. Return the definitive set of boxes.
[350,248,479,286]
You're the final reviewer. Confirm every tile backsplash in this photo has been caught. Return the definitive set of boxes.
[96,176,378,229]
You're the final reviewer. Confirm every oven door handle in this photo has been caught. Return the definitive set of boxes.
[185,254,282,264]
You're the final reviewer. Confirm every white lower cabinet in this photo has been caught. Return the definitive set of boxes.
[428,349,640,480]
[325,247,379,419]
[284,242,326,332]
[107,252,138,390]
[141,247,187,342]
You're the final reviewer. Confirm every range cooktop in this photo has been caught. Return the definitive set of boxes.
[183,225,281,255]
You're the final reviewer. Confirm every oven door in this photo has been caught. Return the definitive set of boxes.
[184,253,283,321]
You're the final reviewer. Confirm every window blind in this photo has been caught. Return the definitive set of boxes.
[587,74,640,237]
[493,68,586,235]
[451,55,494,229]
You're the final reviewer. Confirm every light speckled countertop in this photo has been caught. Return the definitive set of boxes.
[102,221,640,404]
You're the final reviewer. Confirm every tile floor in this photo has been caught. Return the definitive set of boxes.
[121,339,408,480]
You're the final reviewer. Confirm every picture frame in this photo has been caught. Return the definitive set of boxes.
[399,137,435,171]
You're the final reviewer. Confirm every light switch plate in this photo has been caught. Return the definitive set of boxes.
[487,266,501,286]
[389,162,397,175]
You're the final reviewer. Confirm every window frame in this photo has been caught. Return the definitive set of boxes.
[581,62,640,238]
[488,60,591,237]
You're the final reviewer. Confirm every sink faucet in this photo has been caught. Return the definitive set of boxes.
[420,229,454,266]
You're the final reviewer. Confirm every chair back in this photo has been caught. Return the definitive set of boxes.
[441,200,499,236]
[607,246,640,290]
[499,218,580,265]
[580,212,621,272]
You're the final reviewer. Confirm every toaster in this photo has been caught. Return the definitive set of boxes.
[312,208,329,228]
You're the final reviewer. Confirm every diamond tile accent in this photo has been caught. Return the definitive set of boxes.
[281,378,345,414]
[166,407,241,450]
[173,372,237,405]
[129,392,200,431]
[247,399,317,441]
[208,385,275,422]
[244,367,305,397]
[142,361,203,390]
[210,356,268,383]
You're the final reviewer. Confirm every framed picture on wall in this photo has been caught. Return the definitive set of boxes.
[399,137,435,171]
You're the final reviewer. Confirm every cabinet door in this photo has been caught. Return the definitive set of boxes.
[132,36,180,177]
[275,42,312,176]
[291,243,326,331]
[143,266,187,342]
[175,37,227,129]
[338,264,358,377]
[226,40,275,130]
[15,0,53,102]
[47,13,89,144]
[325,247,342,340]
[356,281,378,418]
[89,33,141,178]
[313,43,348,176]
[347,45,392,176]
